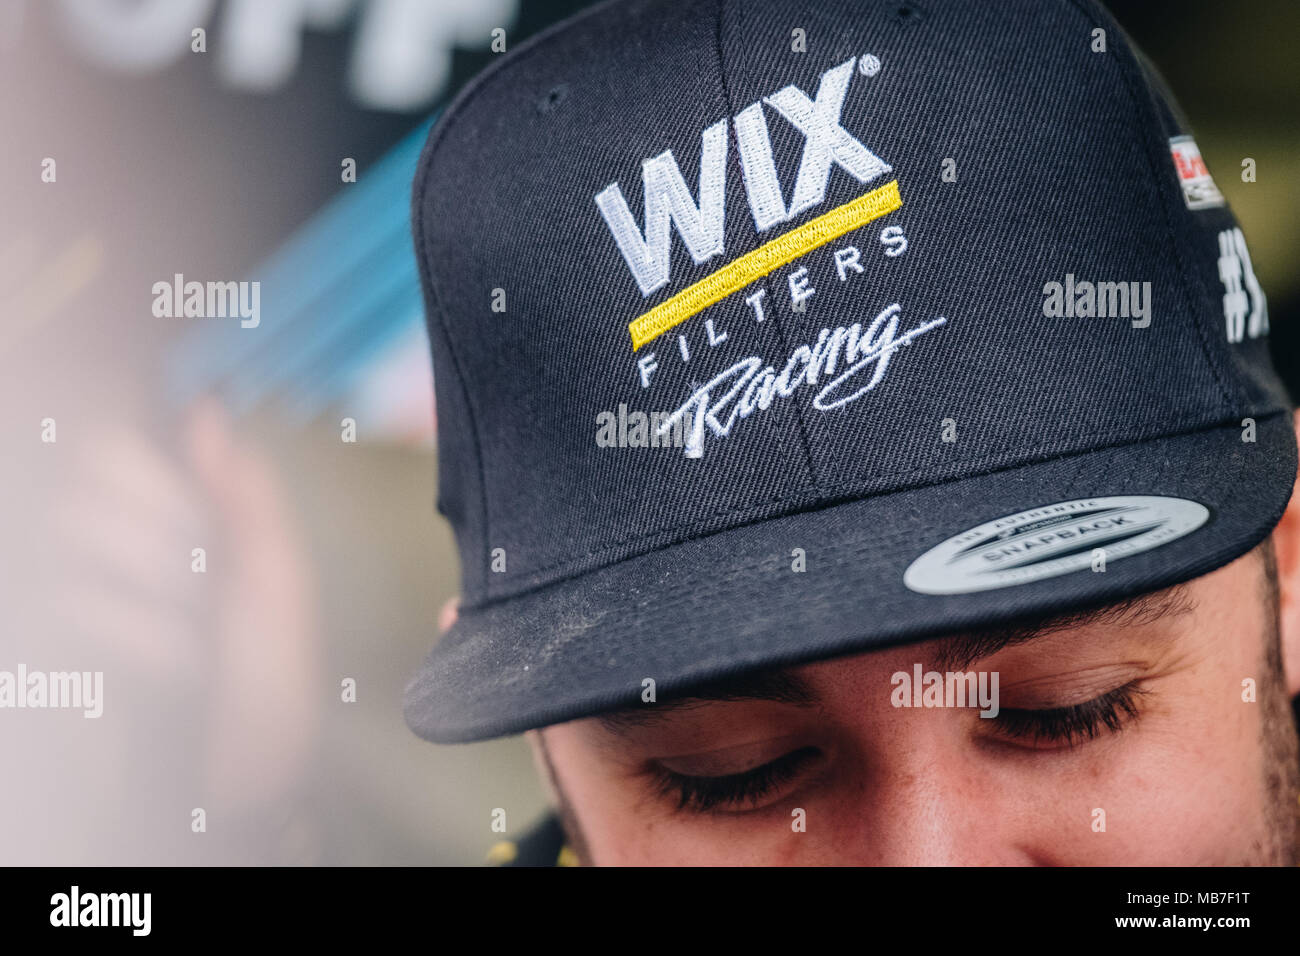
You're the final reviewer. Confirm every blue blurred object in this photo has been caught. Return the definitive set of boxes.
[167,116,436,432]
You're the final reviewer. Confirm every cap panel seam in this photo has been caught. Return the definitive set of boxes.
[718,0,821,488]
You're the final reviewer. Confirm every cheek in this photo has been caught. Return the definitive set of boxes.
[1039,601,1278,864]
[595,815,805,866]
[1015,691,1269,865]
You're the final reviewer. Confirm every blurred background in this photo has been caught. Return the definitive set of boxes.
[0,0,1296,865]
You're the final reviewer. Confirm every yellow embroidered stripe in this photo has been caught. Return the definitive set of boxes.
[627,179,902,351]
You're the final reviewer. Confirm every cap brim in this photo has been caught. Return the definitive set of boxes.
[404,412,1296,743]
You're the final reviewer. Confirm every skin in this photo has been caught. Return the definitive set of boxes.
[491,413,1300,865]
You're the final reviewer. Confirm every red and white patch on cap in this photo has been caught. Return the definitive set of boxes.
[1169,135,1225,210]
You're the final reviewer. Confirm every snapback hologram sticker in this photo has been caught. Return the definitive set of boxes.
[904,496,1210,595]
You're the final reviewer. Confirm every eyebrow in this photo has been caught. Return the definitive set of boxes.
[595,582,1195,734]
[933,581,1195,670]
[596,669,818,733]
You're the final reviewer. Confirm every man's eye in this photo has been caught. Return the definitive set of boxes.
[990,681,1147,749]
[651,746,821,813]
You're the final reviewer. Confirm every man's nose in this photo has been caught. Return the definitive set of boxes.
[850,740,1040,866]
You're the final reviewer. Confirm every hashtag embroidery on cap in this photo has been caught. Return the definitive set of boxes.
[1216,226,1268,344]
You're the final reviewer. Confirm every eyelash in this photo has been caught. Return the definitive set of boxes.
[651,684,1147,812]
[992,681,1147,749]
[652,746,821,814]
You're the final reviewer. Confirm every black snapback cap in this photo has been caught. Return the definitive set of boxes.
[403,0,1295,743]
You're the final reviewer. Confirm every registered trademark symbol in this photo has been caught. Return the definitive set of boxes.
[858,54,881,77]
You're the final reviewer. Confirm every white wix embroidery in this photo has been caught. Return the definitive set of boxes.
[657,303,947,458]
[596,56,892,296]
